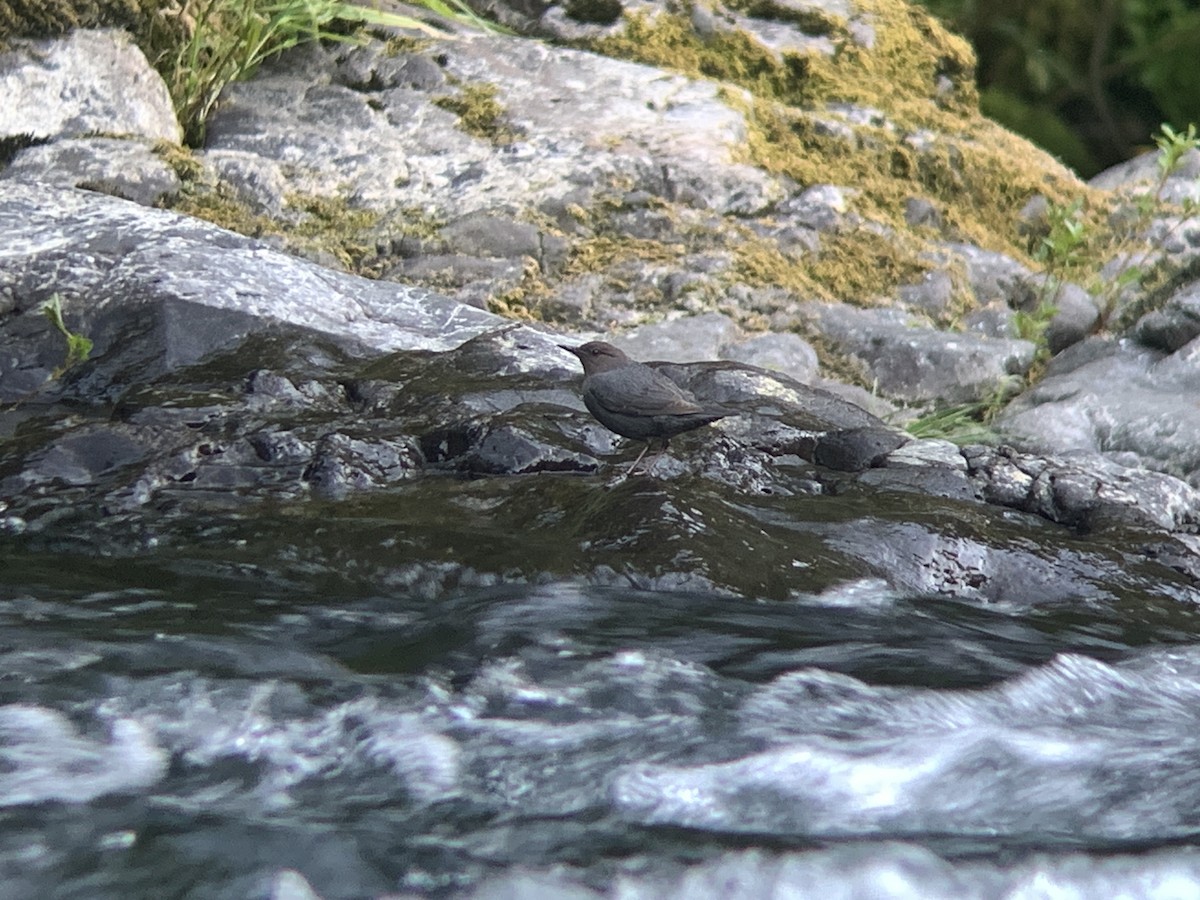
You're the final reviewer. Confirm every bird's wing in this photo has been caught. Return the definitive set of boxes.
[587,367,705,417]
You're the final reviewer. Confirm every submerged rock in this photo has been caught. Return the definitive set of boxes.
[1,13,1199,603]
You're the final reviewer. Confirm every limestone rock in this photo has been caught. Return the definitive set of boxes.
[0,29,180,143]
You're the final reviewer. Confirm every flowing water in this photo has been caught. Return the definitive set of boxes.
[3,474,1200,899]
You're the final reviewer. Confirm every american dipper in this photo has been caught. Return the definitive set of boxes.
[560,341,731,474]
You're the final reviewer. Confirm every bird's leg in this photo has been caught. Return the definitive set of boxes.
[623,441,652,477]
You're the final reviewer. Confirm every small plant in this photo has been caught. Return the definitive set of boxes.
[1105,123,1200,320]
[905,400,997,444]
[935,122,1200,443]
[1021,197,1090,351]
[1034,198,1088,271]
[153,0,500,146]
[433,82,521,145]
[41,294,93,377]
[1012,298,1058,344]
[1155,123,1200,183]
[904,377,1019,445]
[1029,123,1200,340]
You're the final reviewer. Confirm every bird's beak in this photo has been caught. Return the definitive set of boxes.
[558,344,579,355]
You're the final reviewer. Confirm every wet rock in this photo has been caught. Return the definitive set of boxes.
[1,19,1199,606]
[855,438,978,500]
[964,445,1200,533]
[304,432,423,499]
[813,426,906,472]
[468,417,597,475]
[858,459,979,502]
[885,437,968,470]
[0,181,535,403]
[4,425,150,490]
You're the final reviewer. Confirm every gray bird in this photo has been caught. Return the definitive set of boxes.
[560,341,731,474]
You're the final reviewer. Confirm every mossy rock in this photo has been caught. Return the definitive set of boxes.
[584,0,1096,274]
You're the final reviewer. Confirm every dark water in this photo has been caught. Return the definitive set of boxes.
[4,477,1200,899]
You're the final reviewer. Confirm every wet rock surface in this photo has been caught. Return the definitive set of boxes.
[4,6,1200,899]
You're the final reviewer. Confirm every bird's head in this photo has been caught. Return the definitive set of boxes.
[559,341,632,375]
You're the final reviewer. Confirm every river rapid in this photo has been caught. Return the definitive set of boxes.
[3,473,1200,900]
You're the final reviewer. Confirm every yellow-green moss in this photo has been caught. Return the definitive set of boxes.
[587,0,977,115]
[370,204,447,243]
[583,1,1103,311]
[164,180,274,238]
[565,235,688,278]
[588,12,820,107]
[433,82,520,146]
[152,140,204,181]
[729,66,1093,267]
[287,193,379,265]
[728,227,935,306]
[0,0,151,42]
[164,177,382,271]
[382,35,432,56]
[489,258,552,320]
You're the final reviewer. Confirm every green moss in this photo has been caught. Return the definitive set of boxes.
[163,172,382,271]
[489,258,553,320]
[433,82,521,146]
[0,0,151,42]
[287,193,379,266]
[565,235,685,274]
[152,140,204,181]
[372,204,446,242]
[381,35,431,56]
[582,1,1099,313]
[165,180,273,239]
[728,227,937,307]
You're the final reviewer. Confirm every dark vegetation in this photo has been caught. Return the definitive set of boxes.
[916,0,1200,176]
